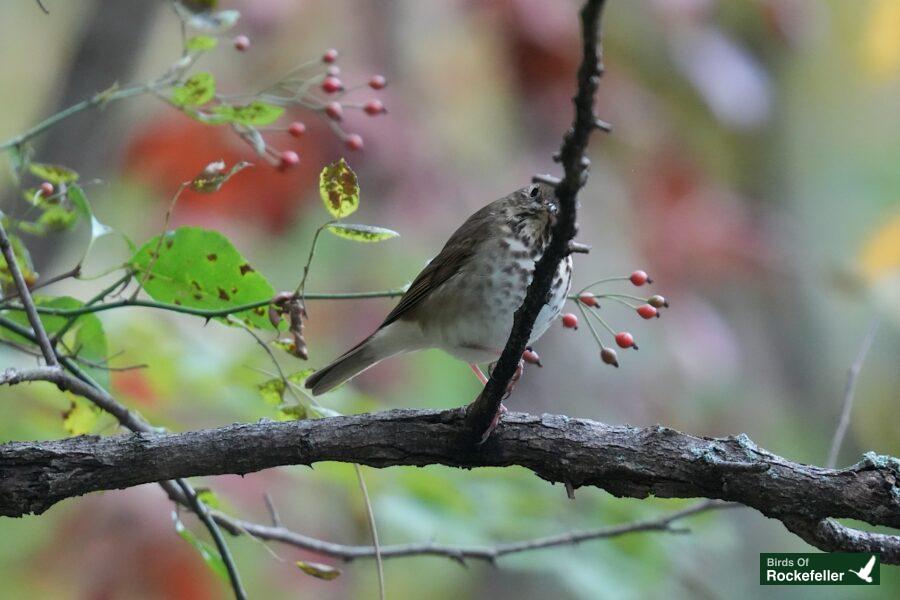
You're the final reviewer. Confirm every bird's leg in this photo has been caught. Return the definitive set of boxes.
[468,363,489,385]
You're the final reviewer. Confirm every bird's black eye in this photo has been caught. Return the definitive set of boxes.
[529,185,540,198]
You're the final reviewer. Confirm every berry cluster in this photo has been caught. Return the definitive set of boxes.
[229,41,388,169]
[560,270,668,367]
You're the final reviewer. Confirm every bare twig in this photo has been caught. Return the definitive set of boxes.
[0,265,81,302]
[175,478,247,600]
[466,0,607,439]
[0,318,246,599]
[354,465,385,599]
[35,0,50,15]
[827,319,879,468]
[0,221,58,366]
[134,181,189,297]
[212,500,732,565]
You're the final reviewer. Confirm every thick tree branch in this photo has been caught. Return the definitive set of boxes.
[1,407,898,562]
[466,0,607,438]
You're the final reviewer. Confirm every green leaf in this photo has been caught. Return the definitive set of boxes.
[326,223,399,242]
[195,488,223,510]
[190,160,251,193]
[213,101,284,126]
[172,72,216,107]
[130,227,276,329]
[36,205,78,232]
[186,34,218,52]
[0,234,38,288]
[28,163,79,185]
[319,158,359,218]
[7,144,29,184]
[277,404,308,421]
[62,394,101,436]
[287,369,315,385]
[0,296,109,389]
[258,377,285,406]
[173,512,229,581]
[296,560,341,581]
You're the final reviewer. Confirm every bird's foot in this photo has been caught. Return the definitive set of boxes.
[503,359,525,400]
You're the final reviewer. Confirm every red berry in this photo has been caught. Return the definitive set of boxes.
[522,348,542,367]
[233,35,250,51]
[637,304,658,319]
[615,332,634,349]
[326,65,341,77]
[648,294,668,308]
[278,150,300,169]
[600,347,619,367]
[368,75,387,90]
[561,313,578,329]
[321,76,343,94]
[38,182,54,196]
[345,134,364,151]
[324,102,343,121]
[630,270,651,286]
[363,99,385,116]
[578,292,600,308]
[287,121,306,138]
[322,48,338,63]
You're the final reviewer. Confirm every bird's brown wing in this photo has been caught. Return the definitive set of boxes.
[379,202,495,328]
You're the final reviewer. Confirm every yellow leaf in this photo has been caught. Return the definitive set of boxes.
[858,211,900,282]
[861,0,900,81]
[319,158,359,219]
[62,394,100,435]
[296,560,341,580]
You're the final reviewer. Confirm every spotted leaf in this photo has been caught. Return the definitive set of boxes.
[130,227,276,329]
[319,158,359,218]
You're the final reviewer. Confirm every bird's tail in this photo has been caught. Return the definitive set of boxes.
[305,323,420,395]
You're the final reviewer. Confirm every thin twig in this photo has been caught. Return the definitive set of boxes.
[263,493,282,528]
[35,0,50,15]
[134,181,189,297]
[354,464,385,600]
[176,479,247,600]
[827,319,879,468]
[0,221,57,366]
[294,221,335,307]
[212,500,733,565]
[0,318,247,600]
[0,265,81,301]
[0,83,156,152]
[51,272,132,344]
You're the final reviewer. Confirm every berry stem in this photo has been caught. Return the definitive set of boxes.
[576,303,606,348]
[576,276,631,295]
[585,307,619,337]
[597,295,640,310]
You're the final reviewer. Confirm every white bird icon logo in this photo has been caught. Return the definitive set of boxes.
[848,555,876,583]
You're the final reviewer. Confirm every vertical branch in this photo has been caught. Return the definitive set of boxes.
[465,0,607,438]
[0,221,58,366]
[826,319,878,468]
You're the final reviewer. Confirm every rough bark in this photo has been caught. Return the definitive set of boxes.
[2,409,898,545]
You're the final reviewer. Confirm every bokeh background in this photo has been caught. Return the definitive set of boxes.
[1,0,899,598]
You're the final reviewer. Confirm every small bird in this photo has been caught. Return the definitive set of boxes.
[305,182,573,396]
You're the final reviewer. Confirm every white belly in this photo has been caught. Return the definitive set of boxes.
[418,247,573,364]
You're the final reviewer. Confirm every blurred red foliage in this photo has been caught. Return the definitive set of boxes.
[123,114,328,233]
